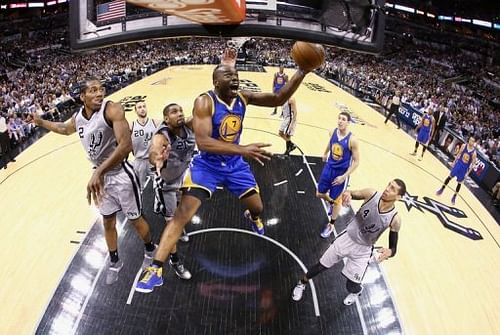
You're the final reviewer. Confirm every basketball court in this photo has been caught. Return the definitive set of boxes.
[1,65,499,335]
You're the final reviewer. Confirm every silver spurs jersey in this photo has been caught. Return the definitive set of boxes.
[74,101,121,173]
[131,118,156,160]
[156,122,196,183]
[346,192,397,246]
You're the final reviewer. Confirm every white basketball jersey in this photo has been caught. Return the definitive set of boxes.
[131,118,156,160]
[156,122,196,183]
[346,192,397,246]
[74,101,121,173]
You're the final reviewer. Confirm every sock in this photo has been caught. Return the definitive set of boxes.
[170,252,179,263]
[422,147,427,155]
[443,176,452,186]
[152,259,164,268]
[329,218,336,225]
[109,250,119,263]
[144,241,155,252]
[456,184,461,193]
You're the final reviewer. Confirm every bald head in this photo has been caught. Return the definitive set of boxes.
[212,64,235,83]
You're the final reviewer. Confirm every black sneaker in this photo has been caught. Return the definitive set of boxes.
[169,259,192,280]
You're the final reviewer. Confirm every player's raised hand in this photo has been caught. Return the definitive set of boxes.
[241,143,272,166]
[221,48,237,67]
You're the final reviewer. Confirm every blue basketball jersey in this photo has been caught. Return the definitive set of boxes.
[420,114,433,135]
[199,90,247,165]
[455,145,475,171]
[273,73,286,92]
[327,128,352,169]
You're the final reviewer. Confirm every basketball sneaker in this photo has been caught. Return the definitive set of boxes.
[105,259,124,285]
[244,210,265,235]
[436,187,444,196]
[343,286,363,306]
[135,266,163,293]
[169,259,192,280]
[451,194,457,205]
[320,224,334,238]
[410,151,417,156]
[292,281,306,301]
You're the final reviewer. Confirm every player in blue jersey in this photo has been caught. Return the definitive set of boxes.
[136,50,311,293]
[317,111,360,238]
[271,65,288,116]
[411,108,435,161]
[436,136,477,205]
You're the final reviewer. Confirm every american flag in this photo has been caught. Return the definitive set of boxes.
[96,0,126,22]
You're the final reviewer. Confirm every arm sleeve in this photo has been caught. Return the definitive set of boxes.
[389,231,398,257]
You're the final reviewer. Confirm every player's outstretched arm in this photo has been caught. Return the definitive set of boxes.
[193,94,272,166]
[241,69,307,107]
[31,112,76,136]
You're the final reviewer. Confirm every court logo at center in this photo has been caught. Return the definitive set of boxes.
[219,115,241,142]
[400,192,482,240]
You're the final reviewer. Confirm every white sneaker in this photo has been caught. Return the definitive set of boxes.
[106,259,124,285]
[179,229,189,243]
[320,224,334,238]
[343,286,363,306]
[292,281,306,301]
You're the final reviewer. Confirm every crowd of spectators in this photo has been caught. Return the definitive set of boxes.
[321,32,499,166]
[0,18,498,169]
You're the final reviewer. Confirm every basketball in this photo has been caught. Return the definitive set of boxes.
[291,41,325,72]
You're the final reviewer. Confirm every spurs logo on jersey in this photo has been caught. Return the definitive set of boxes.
[74,101,122,173]
[131,118,156,160]
[88,131,103,159]
[347,192,397,246]
[219,115,241,142]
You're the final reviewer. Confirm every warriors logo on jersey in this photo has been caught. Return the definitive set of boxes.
[331,143,344,161]
[461,153,470,163]
[423,118,431,126]
[219,115,242,142]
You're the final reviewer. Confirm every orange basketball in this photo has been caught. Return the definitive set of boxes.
[291,41,325,72]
